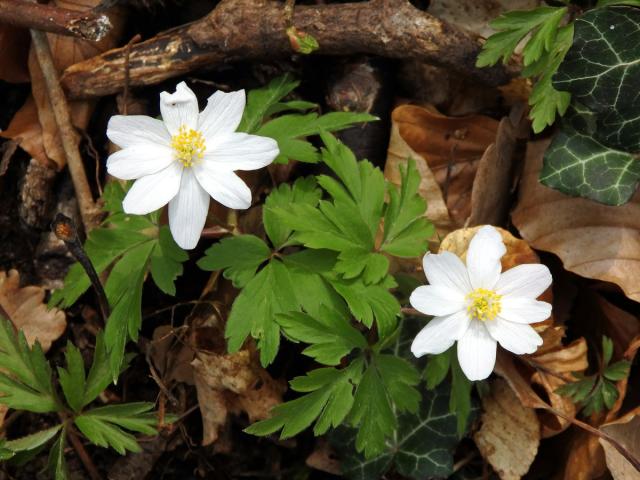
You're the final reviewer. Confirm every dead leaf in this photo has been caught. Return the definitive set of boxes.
[306,439,342,476]
[600,411,640,480]
[192,347,284,445]
[386,105,499,236]
[2,0,124,169]
[0,269,67,427]
[512,140,640,302]
[562,430,608,480]
[474,378,541,480]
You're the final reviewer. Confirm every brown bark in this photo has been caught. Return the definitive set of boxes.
[0,0,111,41]
[61,0,517,99]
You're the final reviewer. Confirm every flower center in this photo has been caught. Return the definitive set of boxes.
[466,288,502,322]
[170,125,205,168]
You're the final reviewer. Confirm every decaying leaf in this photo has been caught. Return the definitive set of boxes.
[0,269,67,427]
[474,378,540,480]
[600,411,640,480]
[2,0,124,169]
[385,105,499,236]
[512,140,640,302]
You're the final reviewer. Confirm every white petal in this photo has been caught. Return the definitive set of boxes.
[499,297,552,324]
[466,225,506,290]
[198,90,245,140]
[168,169,210,250]
[411,310,471,357]
[495,264,552,299]
[423,251,472,295]
[193,165,251,209]
[122,163,182,215]
[485,318,542,355]
[457,320,497,381]
[107,115,171,148]
[106,145,174,180]
[160,82,199,135]
[203,132,279,171]
[410,285,466,316]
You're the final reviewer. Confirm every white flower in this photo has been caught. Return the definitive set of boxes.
[106,82,279,250]
[410,226,552,381]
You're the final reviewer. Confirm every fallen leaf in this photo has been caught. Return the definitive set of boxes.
[2,0,124,169]
[306,439,342,476]
[0,269,67,427]
[512,140,640,302]
[562,430,608,480]
[600,410,640,480]
[386,105,499,235]
[474,378,540,480]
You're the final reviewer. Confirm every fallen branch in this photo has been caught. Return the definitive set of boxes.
[61,0,517,99]
[0,0,111,41]
[30,29,101,231]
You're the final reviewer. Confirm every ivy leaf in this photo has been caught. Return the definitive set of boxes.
[276,306,368,365]
[335,383,461,480]
[381,159,434,257]
[553,6,640,151]
[0,317,58,413]
[74,402,158,455]
[197,235,271,288]
[540,127,640,206]
[245,359,364,438]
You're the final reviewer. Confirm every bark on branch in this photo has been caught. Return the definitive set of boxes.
[61,0,517,99]
[0,0,111,41]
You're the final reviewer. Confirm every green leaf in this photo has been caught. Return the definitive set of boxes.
[150,227,189,296]
[48,432,68,480]
[602,336,614,367]
[83,332,122,407]
[75,402,158,455]
[264,176,322,249]
[425,349,452,390]
[0,317,58,413]
[336,382,462,480]
[57,342,86,412]
[476,7,567,67]
[4,425,62,453]
[604,360,631,381]
[245,359,364,438]
[225,260,299,366]
[238,74,301,134]
[276,307,367,365]
[540,127,640,206]
[257,111,377,164]
[349,353,420,458]
[381,159,434,257]
[554,6,640,152]
[197,235,271,288]
[450,354,473,436]
[601,379,619,409]
[597,0,640,6]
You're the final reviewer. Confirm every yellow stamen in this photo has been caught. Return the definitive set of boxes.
[466,288,502,322]
[170,125,206,168]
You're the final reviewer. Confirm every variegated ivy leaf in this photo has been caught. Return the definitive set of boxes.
[541,127,640,206]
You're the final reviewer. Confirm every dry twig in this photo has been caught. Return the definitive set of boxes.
[0,0,111,41]
[61,0,518,98]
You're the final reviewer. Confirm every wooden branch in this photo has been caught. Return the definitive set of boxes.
[61,0,517,99]
[0,0,111,41]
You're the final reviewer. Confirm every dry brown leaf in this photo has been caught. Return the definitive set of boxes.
[512,140,640,302]
[385,105,499,236]
[192,347,284,445]
[600,411,640,480]
[0,269,67,427]
[2,0,124,169]
[562,430,608,480]
[474,378,540,480]
[306,439,342,476]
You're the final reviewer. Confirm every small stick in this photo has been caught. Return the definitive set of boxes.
[52,213,110,323]
[66,425,103,480]
[0,0,111,41]
[30,28,101,231]
[122,34,142,115]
